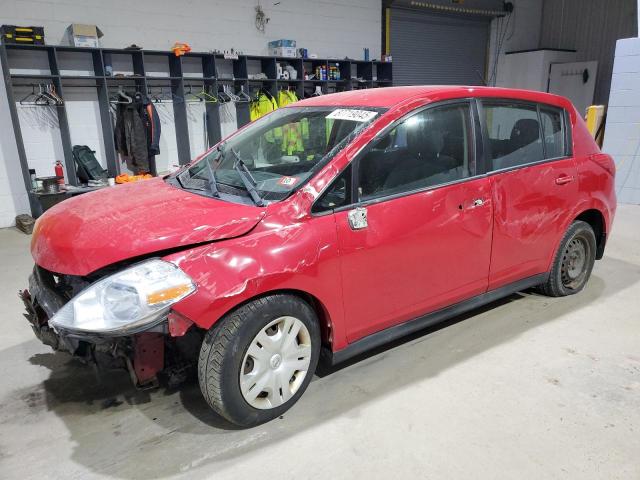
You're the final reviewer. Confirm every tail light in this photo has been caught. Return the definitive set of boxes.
[589,153,616,177]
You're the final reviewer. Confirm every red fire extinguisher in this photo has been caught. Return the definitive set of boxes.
[54,161,65,186]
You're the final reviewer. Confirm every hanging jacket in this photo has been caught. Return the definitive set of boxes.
[250,91,282,145]
[114,94,161,174]
[277,89,298,108]
[141,96,161,156]
[250,91,278,121]
[114,101,149,174]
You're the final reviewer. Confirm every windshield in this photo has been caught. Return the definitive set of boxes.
[172,106,384,203]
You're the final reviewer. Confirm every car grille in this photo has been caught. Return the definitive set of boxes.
[35,265,91,302]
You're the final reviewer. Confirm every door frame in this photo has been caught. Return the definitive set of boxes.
[474,97,573,175]
[311,97,488,216]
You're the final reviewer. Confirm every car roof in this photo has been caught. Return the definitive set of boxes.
[294,86,571,110]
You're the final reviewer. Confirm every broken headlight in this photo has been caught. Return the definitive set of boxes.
[49,259,196,335]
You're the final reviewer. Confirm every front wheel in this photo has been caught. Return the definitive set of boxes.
[539,220,597,297]
[198,294,321,427]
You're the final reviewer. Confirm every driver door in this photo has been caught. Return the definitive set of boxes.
[331,101,494,342]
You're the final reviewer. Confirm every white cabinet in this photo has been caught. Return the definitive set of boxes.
[496,48,577,91]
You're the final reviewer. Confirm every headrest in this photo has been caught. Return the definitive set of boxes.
[510,118,540,148]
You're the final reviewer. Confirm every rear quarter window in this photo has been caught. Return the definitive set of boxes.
[540,106,566,159]
[481,100,569,171]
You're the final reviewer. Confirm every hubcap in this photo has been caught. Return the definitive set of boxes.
[240,316,312,410]
[561,236,590,289]
[270,354,282,369]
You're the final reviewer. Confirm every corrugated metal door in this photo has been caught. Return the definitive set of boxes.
[390,8,490,86]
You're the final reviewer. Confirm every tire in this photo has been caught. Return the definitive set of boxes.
[198,294,321,427]
[539,220,597,297]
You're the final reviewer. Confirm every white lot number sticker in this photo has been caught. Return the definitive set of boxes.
[326,109,378,122]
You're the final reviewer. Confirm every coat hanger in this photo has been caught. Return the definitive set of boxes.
[194,84,218,103]
[19,84,39,105]
[147,86,160,103]
[217,87,231,103]
[36,84,54,105]
[115,88,133,103]
[184,84,203,103]
[224,84,240,102]
[236,85,251,103]
[38,84,62,105]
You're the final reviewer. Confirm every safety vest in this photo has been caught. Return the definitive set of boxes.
[276,90,310,155]
[250,93,277,121]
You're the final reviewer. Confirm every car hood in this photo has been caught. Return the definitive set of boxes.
[31,178,265,275]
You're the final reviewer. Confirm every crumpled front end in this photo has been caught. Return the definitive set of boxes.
[20,265,200,388]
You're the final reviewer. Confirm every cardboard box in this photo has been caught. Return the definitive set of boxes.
[269,46,297,58]
[65,24,103,48]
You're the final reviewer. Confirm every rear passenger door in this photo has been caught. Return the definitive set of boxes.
[479,100,578,290]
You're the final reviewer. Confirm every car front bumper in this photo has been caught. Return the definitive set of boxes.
[20,267,171,387]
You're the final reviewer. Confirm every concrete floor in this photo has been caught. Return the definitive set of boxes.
[0,205,639,480]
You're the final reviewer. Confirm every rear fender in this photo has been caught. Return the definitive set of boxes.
[544,196,612,272]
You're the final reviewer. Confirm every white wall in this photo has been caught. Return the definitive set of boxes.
[602,37,640,204]
[0,0,381,227]
[0,0,381,59]
[487,0,543,86]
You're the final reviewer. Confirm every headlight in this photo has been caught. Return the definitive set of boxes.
[50,259,196,335]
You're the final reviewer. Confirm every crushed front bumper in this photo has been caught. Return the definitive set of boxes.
[21,268,74,353]
[20,267,164,387]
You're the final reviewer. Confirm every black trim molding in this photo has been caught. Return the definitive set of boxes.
[324,273,549,365]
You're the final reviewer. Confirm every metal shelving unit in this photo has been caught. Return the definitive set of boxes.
[0,43,392,216]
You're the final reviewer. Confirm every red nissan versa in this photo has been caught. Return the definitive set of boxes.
[23,86,616,427]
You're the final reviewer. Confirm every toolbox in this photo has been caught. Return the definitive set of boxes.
[0,25,45,45]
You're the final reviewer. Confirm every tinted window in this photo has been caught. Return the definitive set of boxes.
[312,165,352,213]
[483,103,544,170]
[358,103,473,200]
[540,107,565,159]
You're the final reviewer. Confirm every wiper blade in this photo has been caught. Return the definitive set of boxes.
[204,157,220,198]
[173,173,185,189]
[229,147,265,207]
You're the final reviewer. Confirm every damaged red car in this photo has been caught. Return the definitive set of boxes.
[22,86,616,427]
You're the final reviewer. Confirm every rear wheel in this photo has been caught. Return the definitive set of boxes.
[198,294,321,427]
[539,220,596,297]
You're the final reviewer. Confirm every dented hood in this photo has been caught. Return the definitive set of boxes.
[31,178,265,275]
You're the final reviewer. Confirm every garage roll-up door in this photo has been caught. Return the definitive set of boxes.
[390,8,490,86]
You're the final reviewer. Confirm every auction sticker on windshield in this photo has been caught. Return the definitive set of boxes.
[278,176,298,187]
[326,109,378,122]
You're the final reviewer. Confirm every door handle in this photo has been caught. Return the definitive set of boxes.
[347,207,368,230]
[555,175,574,185]
[459,198,486,210]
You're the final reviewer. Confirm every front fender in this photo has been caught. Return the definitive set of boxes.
[164,213,348,350]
